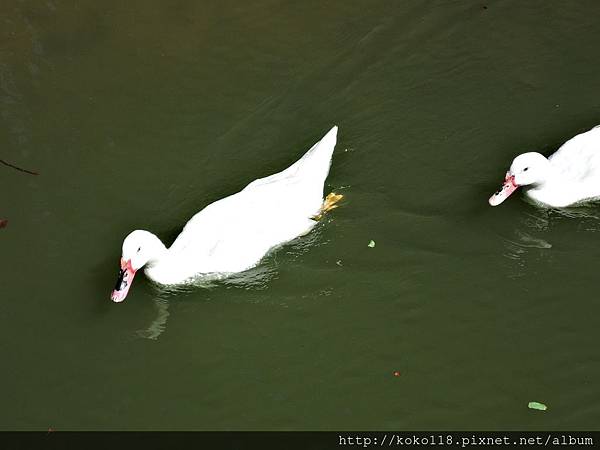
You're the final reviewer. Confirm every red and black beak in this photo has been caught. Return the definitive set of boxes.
[110,258,137,303]
[489,172,519,206]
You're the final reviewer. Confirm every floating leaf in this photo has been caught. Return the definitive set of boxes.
[368,240,375,248]
[528,401,547,411]
[0,219,7,229]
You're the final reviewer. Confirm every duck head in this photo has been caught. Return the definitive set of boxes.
[110,230,166,303]
[488,152,550,206]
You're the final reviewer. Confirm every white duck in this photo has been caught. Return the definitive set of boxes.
[111,126,342,302]
[489,125,600,207]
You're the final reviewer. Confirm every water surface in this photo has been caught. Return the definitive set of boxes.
[2,0,600,430]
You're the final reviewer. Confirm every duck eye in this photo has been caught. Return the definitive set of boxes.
[523,167,529,172]
[137,247,141,253]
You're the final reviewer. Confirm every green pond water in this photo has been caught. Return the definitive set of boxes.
[1,0,600,430]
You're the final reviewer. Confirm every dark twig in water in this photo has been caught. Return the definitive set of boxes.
[0,158,39,175]
[0,219,7,229]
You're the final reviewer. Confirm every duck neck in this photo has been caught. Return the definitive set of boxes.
[532,158,556,189]
[145,233,169,268]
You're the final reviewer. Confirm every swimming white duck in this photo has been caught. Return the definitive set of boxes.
[489,125,600,207]
[111,126,342,302]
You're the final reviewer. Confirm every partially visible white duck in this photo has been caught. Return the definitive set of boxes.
[111,126,342,302]
[489,125,600,207]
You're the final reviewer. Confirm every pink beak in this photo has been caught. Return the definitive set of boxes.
[110,258,137,303]
[489,172,519,206]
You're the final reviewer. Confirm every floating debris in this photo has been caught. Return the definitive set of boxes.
[393,371,401,377]
[368,240,376,248]
[336,260,343,266]
[0,159,39,175]
[528,401,547,411]
[0,219,7,229]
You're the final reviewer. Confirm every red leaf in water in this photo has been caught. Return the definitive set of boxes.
[0,219,7,229]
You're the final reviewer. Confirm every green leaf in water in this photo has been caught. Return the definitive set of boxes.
[368,240,376,248]
[528,401,547,411]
